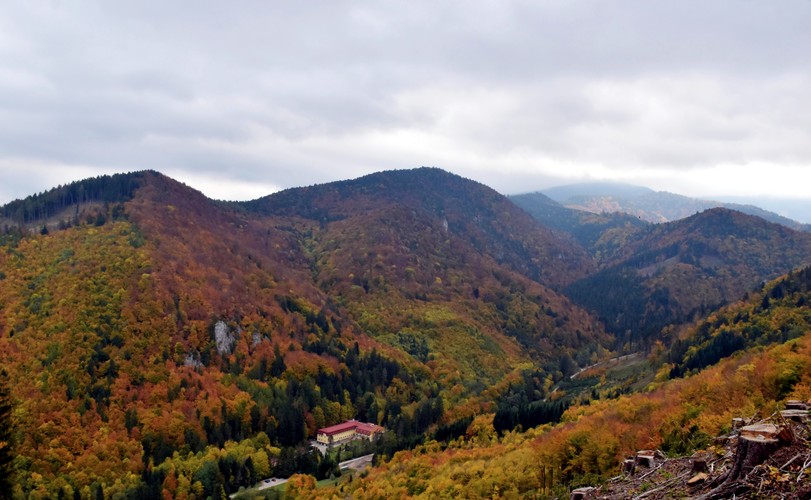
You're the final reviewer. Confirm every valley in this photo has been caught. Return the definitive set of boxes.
[1,168,810,498]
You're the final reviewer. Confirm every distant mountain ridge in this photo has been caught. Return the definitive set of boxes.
[509,191,649,263]
[566,207,811,346]
[543,182,655,202]
[536,181,811,231]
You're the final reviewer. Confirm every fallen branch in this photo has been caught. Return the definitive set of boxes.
[779,452,804,471]
[632,471,691,500]
[796,457,811,483]
[637,460,667,481]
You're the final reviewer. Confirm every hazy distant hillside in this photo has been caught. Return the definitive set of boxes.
[539,181,811,231]
[566,208,811,347]
[720,196,811,225]
[543,182,654,202]
[509,191,649,262]
[723,201,811,231]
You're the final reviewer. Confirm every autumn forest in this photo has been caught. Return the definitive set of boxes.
[1,168,811,498]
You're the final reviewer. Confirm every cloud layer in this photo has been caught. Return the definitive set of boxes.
[1,0,811,203]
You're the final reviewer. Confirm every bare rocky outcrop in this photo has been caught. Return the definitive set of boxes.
[214,320,239,355]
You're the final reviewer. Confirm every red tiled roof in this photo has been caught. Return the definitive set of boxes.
[317,420,384,436]
[355,422,383,435]
[318,421,359,436]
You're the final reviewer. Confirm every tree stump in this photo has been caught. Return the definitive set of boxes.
[622,458,636,475]
[570,486,596,500]
[635,450,656,468]
[691,456,708,473]
[700,424,788,499]
[781,409,809,423]
[785,400,808,411]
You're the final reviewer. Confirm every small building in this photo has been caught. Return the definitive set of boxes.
[316,420,384,447]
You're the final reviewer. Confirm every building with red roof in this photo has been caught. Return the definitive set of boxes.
[316,419,385,447]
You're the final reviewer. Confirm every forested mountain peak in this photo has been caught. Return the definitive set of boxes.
[243,167,482,219]
[566,206,811,347]
[241,167,595,289]
[236,166,610,382]
[621,207,808,264]
[662,206,796,237]
[0,170,152,227]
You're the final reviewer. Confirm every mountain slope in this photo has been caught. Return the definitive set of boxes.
[0,169,610,497]
[668,266,811,377]
[565,208,811,346]
[242,167,595,289]
[320,265,811,498]
[1,173,446,496]
[543,182,654,202]
[509,191,649,262]
[239,168,609,386]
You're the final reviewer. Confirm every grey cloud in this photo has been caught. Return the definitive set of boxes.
[1,0,811,203]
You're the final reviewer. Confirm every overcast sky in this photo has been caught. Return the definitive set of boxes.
[2,1,811,210]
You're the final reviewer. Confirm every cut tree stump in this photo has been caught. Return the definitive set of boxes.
[635,450,656,468]
[781,409,809,423]
[700,424,789,499]
[691,455,708,473]
[622,458,636,475]
[570,486,596,499]
[785,400,808,411]
[740,423,784,442]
